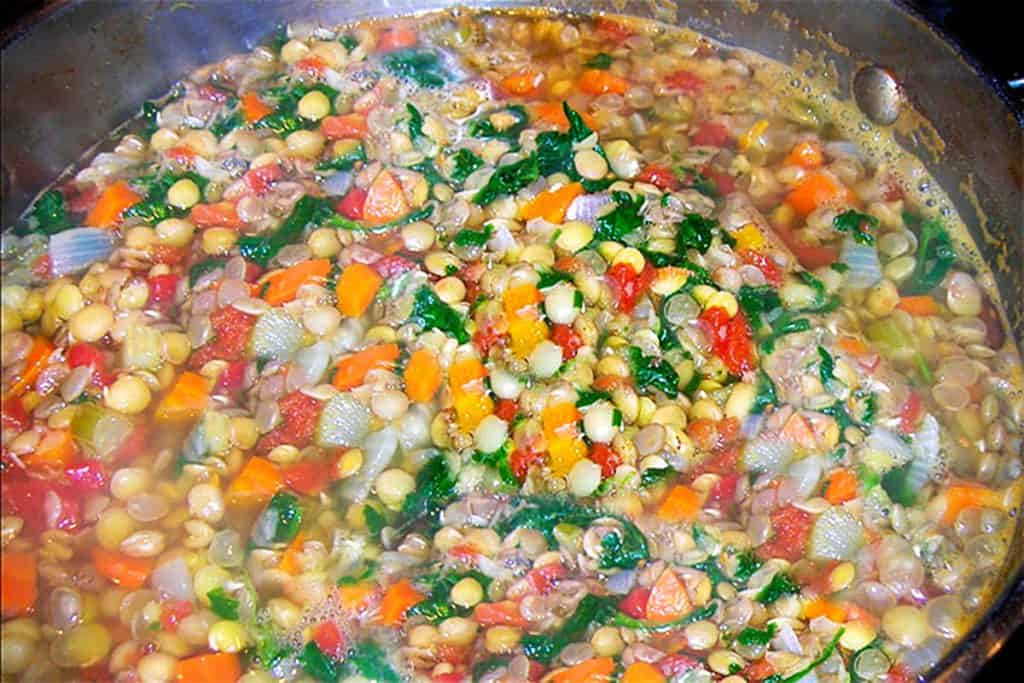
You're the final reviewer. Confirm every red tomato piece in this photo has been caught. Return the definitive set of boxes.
[66,342,113,386]
[692,121,731,147]
[706,472,741,511]
[215,360,248,396]
[64,461,108,492]
[147,273,180,308]
[188,306,258,369]
[525,563,567,595]
[595,17,633,42]
[757,504,814,562]
[283,460,333,496]
[899,392,924,435]
[739,249,783,286]
[1,395,31,434]
[605,261,655,314]
[636,164,681,191]
[588,442,621,478]
[664,70,706,94]
[322,114,369,140]
[150,245,187,265]
[699,307,755,376]
[295,55,327,75]
[618,586,651,619]
[549,323,583,360]
[160,600,194,631]
[495,399,518,422]
[659,654,703,677]
[371,255,417,278]
[377,27,418,52]
[312,621,346,659]
[244,163,283,196]
[702,164,736,194]
[257,391,323,454]
[509,448,544,481]
[189,202,246,229]
[473,601,528,628]
[336,188,367,220]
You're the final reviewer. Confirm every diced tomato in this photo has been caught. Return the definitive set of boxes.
[884,664,915,683]
[295,55,327,75]
[658,654,703,677]
[283,460,333,496]
[66,342,112,386]
[371,255,417,279]
[636,164,681,191]
[702,164,736,194]
[588,442,621,478]
[336,188,367,220]
[150,245,187,265]
[196,84,230,103]
[509,448,544,481]
[550,324,583,360]
[1,395,30,434]
[757,504,814,562]
[664,70,705,94]
[64,461,108,492]
[31,254,51,278]
[525,563,567,595]
[605,261,655,314]
[699,307,755,376]
[256,391,323,453]
[189,202,246,229]
[188,306,257,369]
[495,399,518,422]
[743,659,776,682]
[160,600,194,632]
[377,27,418,52]
[434,644,469,666]
[692,121,731,147]
[618,586,651,619]
[432,672,465,683]
[312,621,346,659]
[244,163,283,196]
[147,273,181,308]
[595,17,633,42]
[473,321,506,357]
[165,146,197,166]
[707,472,741,511]
[899,392,924,435]
[473,601,528,628]
[112,423,147,463]
[1,475,81,532]
[739,249,783,286]
[215,360,248,397]
[322,114,368,140]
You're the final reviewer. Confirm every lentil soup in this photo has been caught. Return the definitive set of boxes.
[1,9,1022,683]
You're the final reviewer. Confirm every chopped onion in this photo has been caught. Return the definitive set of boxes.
[338,427,398,502]
[150,558,195,601]
[209,529,244,568]
[288,341,331,389]
[249,309,303,361]
[49,228,114,276]
[809,507,864,561]
[863,427,913,468]
[566,193,611,224]
[604,569,637,595]
[322,169,354,196]
[741,413,765,439]
[841,238,882,290]
[787,455,824,500]
[743,437,794,474]
[316,393,371,449]
[192,155,232,183]
[773,621,804,655]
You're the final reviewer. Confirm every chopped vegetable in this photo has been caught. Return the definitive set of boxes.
[332,343,400,390]
[408,286,470,343]
[336,262,383,317]
[473,154,540,206]
[0,552,37,617]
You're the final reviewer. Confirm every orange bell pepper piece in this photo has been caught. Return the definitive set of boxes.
[577,69,630,95]
[657,484,702,522]
[175,653,242,683]
[241,92,273,123]
[154,372,211,422]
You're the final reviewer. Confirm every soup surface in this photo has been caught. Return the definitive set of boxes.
[2,10,1023,683]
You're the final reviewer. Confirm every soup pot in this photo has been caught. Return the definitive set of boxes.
[1,1,1021,680]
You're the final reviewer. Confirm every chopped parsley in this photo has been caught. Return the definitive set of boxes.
[833,209,878,245]
[628,346,679,398]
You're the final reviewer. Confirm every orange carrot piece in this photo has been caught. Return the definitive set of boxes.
[551,657,616,683]
[189,201,246,229]
[8,335,54,397]
[941,483,1002,526]
[227,457,283,506]
[85,180,142,228]
[622,662,668,683]
[781,412,817,449]
[577,69,630,95]
[837,336,871,357]
[897,296,941,316]
[378,579,425,627]
[823,469,858,505]
[362,170,409,227]
[404,349,442,403]
[322,114,368,139]
[783,141,825,169]
[784,171,855,216]
[241,92,273,123]
[501,69,544,96]
[92,548,154,589]
[1,552,37,617]
[657,484,702,522]
[520,182,584,223]
[804,597,848,622]
[503,283,542,318]
[473,601,529,627]
[532,102,597,131]
[155,371,211,422]
[541,402,581,437]
[646,569,692,624]
[277,532,308,575]
[339,581,378,613]
[261,258,331,306]
[25,429,78,471]
[377,26,418,52]
[332,343,400,390]
[448,359,488,394]
[175,653,242,683]
[336,263,383,318]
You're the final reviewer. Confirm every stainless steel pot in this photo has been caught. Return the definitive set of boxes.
[2,1,1021,680]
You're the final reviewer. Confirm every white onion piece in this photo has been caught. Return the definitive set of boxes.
[824,140,862,160]
[488,221,518,252]
[565,193,611,224]
[841,238,882,290]
[787,455,825,500]
[49,228,115,276]
[741,413,765,439]
[908,415,944,482]
[773,621,804,655]
[605,569,637,595]
[397,404,432,453]
[316,393,371,448]
[743,437,794,474]
[192,156,232,183]
[863,427,913,468]
[809,507,864,561]
[322,169,354,196]
[289,341,330,389]
[150,558,195,601]
[337,427,398,502]
[209,529,245,568]
[249,309,303,361]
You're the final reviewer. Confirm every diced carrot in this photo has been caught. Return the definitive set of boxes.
[519,182,584,223]
[783,141,825,169]
[645,568,692,624]
[8,335,54,396]
[25,429,78,471]
[449,359,488,394]
[322,114,369,140]
[377,26,418,52]
[531,102,597,131]
[260,258,331,306]
[784,171,855,216]
[175,653,242,683]
[339,581,378,613]
[362,170,409,227]
[241,92,273,123]
[542,402,580,438]
[657,484,702,522]
[295,55,327,75]
[404,349,442,403]
[550,657,616,683]
[781,412,817,449]
[577,69,630,95]
[897,296,941,316]
[501,69,544,96]
[473,601,529,627]
[823,469,858,505]
[622,662,667,683]
[336,263,383,318]
[277,532,308,575]
[837,335,871,356]
[226,457,283,506]
[189,201,246,229]
[378,579,424,627]
[804,597,848,622]
[85,180,142,228]
[941,483,1002,526]
[1,552,37,617]
[91,547,154,589]
[332,343,400,390]
[503,283,543,318]
[155,372,211,422]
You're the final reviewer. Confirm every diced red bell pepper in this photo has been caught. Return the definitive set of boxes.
[588,442,621,479]
[636,164,681,191]
[32,254,52,278]
[699,307,755,376]
[899,392,924,435]
[494,399,518,422]
[1,475,81,532]
[147,273,181,308]
[150,245,187,266]
[525,563,567,595]
[664,70,706,94]
[160,600,194,631]
[692,121,731,148]
[215,360,248,396]
[283,460,333,496]
[312,621,346,659]
[549,324,583,360]
[336,188,367,220]
[244,163,283,196]
[757,504,814,562]
[113,422,147,463]
[605,261,655,314]
[1,395,31,434]
[619,586,651,619]
[739,249,783,287]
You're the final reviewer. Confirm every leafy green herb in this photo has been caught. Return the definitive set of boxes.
[250,491,303,548]
[610,602,718,632]
[861,392,878,425]
[239,195,336,265]
[409,286,469,343]
[255,84,339,135]
[595,191,645,243]
[468,105,529,142]
[678,166,719,198]
[913,350,933,385]
[598,522,648,570]
[676,213,719,254]
[795,271,839,313]
[363,505,387,535]
[537,269,574,289]
[833,209,878,245]
[473,154,540,206]
[473,443,518,488]
[584,52,614,69]
[398,454,457,529]
[821,401,857,434]
[299,641,338,683]
[756,573,800,604]
[760,311,811,354]
[452,224,493,248]
[522,594,618,663]
[640,466,673,488]
[763,629,844,683]
[406,103,426,144]
[576,387,612,408]
[382,49,449,88]
[818,346,836,385]
[316,142,366,171]
[339,641,400,683]
[751,370,778,415]
[628,346,679,398]
[210,107,245,139]
[337,560,378,586]
[831,262,850,273]
[407,570,492,623]
[329,204,435,233]
[535,102,598,177]
[881,463,918,506]
[31,190,71,234]
[901,212,956,295]
[656,292,684,350]
[123,172,209,225]
[340,34,359,52]
[733,550,763,583]
[738,285,782,332]
[449,148,484,184]
[250,620,292,669]
[640,247,714,287]
[206,588,239,620]
[737,623,778,647]
[188,258,226,287]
